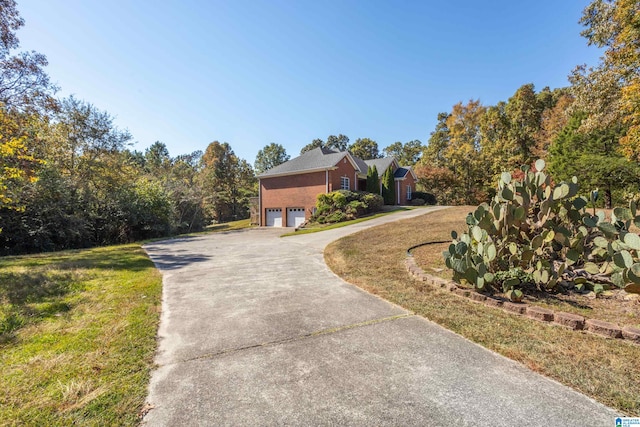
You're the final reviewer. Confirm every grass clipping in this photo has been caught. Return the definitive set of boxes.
[0,244,162,426]
[324,206,640,416]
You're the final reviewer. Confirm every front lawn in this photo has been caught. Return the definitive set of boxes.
[281,207,412,237]
[324,206,640,416]
[0,244,162,426]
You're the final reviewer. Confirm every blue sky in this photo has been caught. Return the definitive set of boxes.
[17,0,601,165]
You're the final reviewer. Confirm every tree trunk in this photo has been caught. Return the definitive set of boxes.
[605,185,612,209]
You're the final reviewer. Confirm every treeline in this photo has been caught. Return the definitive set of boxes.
[415,0,640,208]
[0,101,256,254]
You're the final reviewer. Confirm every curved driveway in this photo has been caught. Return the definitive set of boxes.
[142,207,618,426]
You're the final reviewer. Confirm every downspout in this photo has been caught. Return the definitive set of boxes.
[326,169,329,193]
[258,178,262,226]
[354,171,357,190]
[397,180,400,205]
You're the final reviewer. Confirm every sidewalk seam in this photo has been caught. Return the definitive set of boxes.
[164,313,415,366]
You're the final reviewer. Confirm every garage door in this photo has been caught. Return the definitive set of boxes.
[265,208,282,227]
[286,208,306,228]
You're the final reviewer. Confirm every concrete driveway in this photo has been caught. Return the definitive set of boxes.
[142,207,619,426]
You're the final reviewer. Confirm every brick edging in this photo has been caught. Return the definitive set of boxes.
[405,255,640,345]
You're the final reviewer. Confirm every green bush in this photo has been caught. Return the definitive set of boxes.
[411,191,436,205]
[411,198,425,206]
[331,191,348,208]
[361,193,383,213]
[311,190,383,225]
[326,211,346,223]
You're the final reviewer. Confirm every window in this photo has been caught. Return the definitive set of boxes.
[340,176,350,190]
[407,185,412,200]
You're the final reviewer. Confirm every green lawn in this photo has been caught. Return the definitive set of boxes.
[0,244,162,426]
[281,207,412,237]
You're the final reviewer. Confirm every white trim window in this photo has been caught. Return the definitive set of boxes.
[340,176,350,190]
[407,185,412,200]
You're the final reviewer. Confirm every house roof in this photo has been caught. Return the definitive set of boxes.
[258,146,412,180]
[394,166,417,180]
[257,147,355,178]
[364,158,397,177]
[352,157,369,175]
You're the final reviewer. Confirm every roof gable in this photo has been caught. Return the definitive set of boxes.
[258,147,359,178]
[364,157,398,177]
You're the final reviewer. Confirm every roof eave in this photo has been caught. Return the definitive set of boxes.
[258,166,338,179]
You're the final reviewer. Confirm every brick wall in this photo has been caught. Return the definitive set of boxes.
[259,156,360,226]
[328,157,358,192]
[396,173,417,206]
[260,171,326,226]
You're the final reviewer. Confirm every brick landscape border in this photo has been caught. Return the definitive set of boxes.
[405,250,640,345]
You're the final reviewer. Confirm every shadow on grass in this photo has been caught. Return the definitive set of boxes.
[0,269,78,340]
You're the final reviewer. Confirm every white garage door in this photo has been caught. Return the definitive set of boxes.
[265,208,282,227]
[287,208,306,228]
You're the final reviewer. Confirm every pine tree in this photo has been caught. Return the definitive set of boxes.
[366,165,379,194]
[382,167,395,205]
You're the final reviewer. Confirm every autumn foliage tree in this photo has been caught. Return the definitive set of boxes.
[570,0,640,160]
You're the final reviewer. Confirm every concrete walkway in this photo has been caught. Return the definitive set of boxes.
[142,207,619,426]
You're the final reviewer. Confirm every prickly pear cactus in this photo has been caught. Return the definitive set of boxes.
[443,159,640,297]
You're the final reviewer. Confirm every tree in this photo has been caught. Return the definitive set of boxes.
[479,101,510,182]
[349,137,380,160]
[300,138,324,154]
[504,84,543,168]
[45,96,132,181]
[254,142,290,174]
[548,113,639,208]
[201,141,256,222]
[413,164,459,205]
[381,166,395,205]
[422,112,450,168]
[366,165,379,194]
[383,140,423,166]
[0,108,41,210]
[326,134,349,152]
[300,134,350,154]
[145,141,171,174]
[533,94,574,159]
[0,0,55,112]
[570,0,640,160]
[444,100,486,204]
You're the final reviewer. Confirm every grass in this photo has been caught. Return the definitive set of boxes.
[409,208,640,328]
[324,206,640,416]
[281,207,412,237]
[0,244,162,426]
[206,218,253,233]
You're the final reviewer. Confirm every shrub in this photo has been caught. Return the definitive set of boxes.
[331,191,348,208]
[311,190,384,224]
[326,211,346,223]
[382,168,395,205]
[411,198,425,206]
[361,193,383,213]
[411,191,436,205]
[346,200,367,218]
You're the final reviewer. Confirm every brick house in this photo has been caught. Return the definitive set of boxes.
[257,147,417,227]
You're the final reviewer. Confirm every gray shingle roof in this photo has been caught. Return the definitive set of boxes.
[352,157,369,176]
[257,147,349,177]
[364,158,396,177]
[257,146,406,180]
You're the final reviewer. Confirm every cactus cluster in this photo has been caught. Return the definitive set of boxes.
[443,159,640,300]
